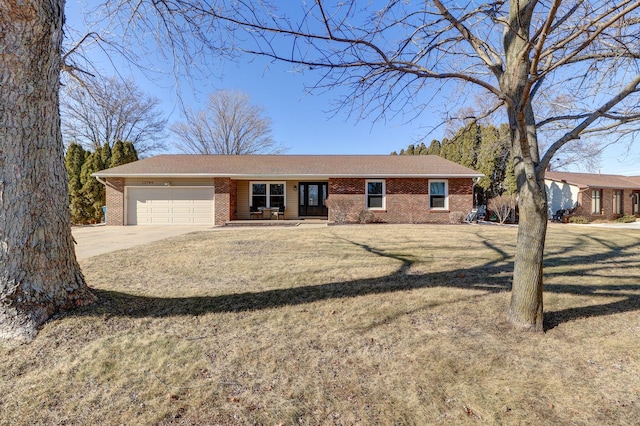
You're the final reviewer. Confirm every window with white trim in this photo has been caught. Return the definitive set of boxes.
[250,182,285,208]
[366,180,385,210]
[429,180,448,210]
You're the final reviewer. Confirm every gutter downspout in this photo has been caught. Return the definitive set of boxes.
[472,176,481,208]
[92,175,108,223]
[94,175,107,186]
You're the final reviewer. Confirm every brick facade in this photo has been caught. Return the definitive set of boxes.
[213,177,232,226]
[229,179,238,221]
[105,178,125,225]
[573,188,635,221]
[327,177,473,224]
[103,176,476,226]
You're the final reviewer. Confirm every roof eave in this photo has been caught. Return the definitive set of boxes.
[93,172,484,179]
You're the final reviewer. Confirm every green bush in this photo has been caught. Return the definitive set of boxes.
[615,214,637,223]
[568,215,589,224]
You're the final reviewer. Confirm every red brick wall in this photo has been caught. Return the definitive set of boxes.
[574,188,631,220]
[214,177,231,225]
[229,180,238,221]
[105,178,125,225]
[329,178,366,194]
[327,178,474,224]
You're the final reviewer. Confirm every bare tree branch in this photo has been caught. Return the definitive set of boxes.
[171,90,286,155]
[540,73,640,171]
[61,76,168,155]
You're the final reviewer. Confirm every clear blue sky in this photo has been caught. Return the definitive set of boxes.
[64,1,639,175]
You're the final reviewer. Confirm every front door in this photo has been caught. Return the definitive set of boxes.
[633,192,640,216]
[299,182,328,217]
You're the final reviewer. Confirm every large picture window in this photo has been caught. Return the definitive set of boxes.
[250,182,285,208]
[429,180,448,209]
[366,180,385,210]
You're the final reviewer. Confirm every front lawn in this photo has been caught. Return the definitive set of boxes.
[1,224,639,425]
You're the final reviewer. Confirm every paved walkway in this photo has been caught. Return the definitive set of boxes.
[72,225,214,260]
[576,221,640,229]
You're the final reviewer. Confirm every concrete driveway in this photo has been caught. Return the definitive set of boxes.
[72,225,214,260]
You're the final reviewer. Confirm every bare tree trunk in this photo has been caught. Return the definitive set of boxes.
[509,162,547,332]
[0,0,96,343]
[505,104,547,332]
[501,0,545,331]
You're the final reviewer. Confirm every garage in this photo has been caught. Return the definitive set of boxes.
[126,187,214,225]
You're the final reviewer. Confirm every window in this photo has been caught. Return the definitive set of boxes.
[613,190,623,215]
[270,183,285,208]
[429,180,448,209]
[251,183,267,209]
[366,180,385,210]
[250,182,285,208]
[591,189,602,214]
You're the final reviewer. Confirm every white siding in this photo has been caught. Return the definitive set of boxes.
[545,180,580,217]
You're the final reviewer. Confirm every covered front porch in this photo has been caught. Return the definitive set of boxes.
[225,218,329,227]
[234,180,329,221]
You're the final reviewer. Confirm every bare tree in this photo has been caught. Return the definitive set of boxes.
[61,76,167,155]
[97,0,640,331]
[0,1,96,343]
[171,90,284,155]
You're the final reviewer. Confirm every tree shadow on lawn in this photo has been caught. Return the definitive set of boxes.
[71,233,640,332]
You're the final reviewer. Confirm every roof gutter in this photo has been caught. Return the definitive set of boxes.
[94,174,107,186]
[92,173,485,179]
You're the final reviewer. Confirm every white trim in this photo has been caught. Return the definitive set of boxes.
[249,181,286,208]
[124,185,215,226]
[365,179,386,210]
[429,179,449,210]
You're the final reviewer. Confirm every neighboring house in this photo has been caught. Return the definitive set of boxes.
[545,171,640,220]
[92,155,482,226]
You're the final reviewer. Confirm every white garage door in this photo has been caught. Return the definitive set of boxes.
[127,187,214,225]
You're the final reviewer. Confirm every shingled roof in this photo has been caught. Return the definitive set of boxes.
[545,171,640,189]
[94,155,483,179]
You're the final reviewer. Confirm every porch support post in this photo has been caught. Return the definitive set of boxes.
[213,177,233,225]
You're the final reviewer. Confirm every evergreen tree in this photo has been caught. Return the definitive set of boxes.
[122,141,139,164]
[454,124,481,169]
[426,139,441,155]
[100,142,112,166]
[439,137,462,164]
[110,140,126,167]
[110,140,139,167]
[417,142,427,155]
[79,152,106,223]
[405,144,415,155]
[502,152,518,195]
[393,123,515,204]
[64,143,86,195]
[65,143,90,224]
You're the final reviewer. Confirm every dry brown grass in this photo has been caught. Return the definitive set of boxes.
[1,223,640,425]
